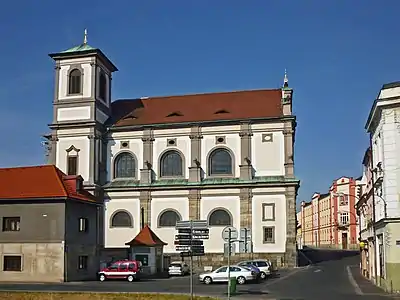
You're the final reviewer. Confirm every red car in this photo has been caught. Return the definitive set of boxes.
[98,260,142,282]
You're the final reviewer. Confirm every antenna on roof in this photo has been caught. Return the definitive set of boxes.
[83,29,88,45]
[283,69,289,88]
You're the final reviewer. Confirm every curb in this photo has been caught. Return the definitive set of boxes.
[0,291,221,299]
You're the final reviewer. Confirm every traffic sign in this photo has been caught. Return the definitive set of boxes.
[180,251,205,257]
[176,220,208,229]
[222,226,238,242]
[174,239,204,246]
[224,242,236,257]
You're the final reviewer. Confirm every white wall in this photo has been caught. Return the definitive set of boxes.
[56,136,90,181]
[252,194,286,253]
[58,58,92,100]
[107,135,143,182]
[200,195,240,253]
[153,128,191,179]
[104,192,141,248]
[151,195,189,253]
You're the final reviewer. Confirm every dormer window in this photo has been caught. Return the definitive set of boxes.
[99,72,107,101]
[214,109,229,114]
[68,69,82,95]
[166,111,183,117]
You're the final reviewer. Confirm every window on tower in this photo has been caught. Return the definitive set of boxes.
[67,156,78,175]
[68,69,82,95]
[99,72,107,101]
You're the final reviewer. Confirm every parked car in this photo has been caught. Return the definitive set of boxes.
[199,265,257,285]
[168,261,190,276]
[98,260,142,282]
[237,261,261,278]
[238,260,272,279]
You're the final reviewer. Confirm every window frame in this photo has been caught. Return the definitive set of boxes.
[207,147,234,177]
[158,209,182,228]
[208,209,232,227]
[110,210,133,228]
[99,71,107,101]
[159,150,184,178]
[67,155,78,176]
[67,68,83,95]
[263,226,275,244]
[79,218,88,232]
[262,203,276,221]
[2,217,20,232]
[78,256,88,270]
[113,152,137,179]
[3,255,22,272]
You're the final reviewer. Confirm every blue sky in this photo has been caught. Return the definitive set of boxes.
[0,1,399,206]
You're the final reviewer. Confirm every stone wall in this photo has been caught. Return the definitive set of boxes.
[166,252,290,272]
[0,243,64,282]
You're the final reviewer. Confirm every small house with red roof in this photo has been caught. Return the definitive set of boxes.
[0,165,101,282]
[125,225,167,274]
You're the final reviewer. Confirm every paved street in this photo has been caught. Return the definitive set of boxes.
[0,254,397,299]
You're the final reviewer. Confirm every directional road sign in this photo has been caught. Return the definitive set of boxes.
[222,226,238,242]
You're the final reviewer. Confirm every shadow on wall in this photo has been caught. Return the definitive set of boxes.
[298,246,359,266]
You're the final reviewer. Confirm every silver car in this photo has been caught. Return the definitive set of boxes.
[168,261,190,276]
[199,265,257,285]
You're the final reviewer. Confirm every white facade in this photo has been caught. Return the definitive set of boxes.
[46,41,298,265]
[363,82,400,292]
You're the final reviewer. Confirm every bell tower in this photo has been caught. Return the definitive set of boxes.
[46,29,118,195]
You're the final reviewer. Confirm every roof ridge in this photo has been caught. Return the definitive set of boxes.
[0,164,53,171]
[114,88,282,102]
[52,165,69,197]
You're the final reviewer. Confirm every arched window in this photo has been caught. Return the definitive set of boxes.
[208,209,232,226]
[68,69,82,94]
[114,152,136,178]
[99,72,107,100]
[208,148,233,176]
[160,150,183,177]
[111,211,133,228]
[158,210,181,227]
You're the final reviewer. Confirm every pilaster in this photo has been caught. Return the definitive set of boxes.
[189,126,203,182]
[239,123,253,180]
[188,189,201,220]
[139,190,152,227]
[283,121,295,178]
[88,133,96,184]
[239,188,253,228]
[140,128,155,184]
[285,186,297,267]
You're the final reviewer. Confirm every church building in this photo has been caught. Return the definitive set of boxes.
[44,32,300,267]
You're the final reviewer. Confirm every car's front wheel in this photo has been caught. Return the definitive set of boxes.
[260,272,267,279]
[203,276,212,284]
[99,274,106,282]
[127,275,135,282]
[237,276,246,285]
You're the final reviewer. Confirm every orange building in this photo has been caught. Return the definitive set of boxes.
[299,177,359,249]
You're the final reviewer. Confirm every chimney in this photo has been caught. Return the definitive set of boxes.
[64,175,84,193]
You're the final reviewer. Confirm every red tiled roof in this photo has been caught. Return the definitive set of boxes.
[125,225,167,247]
[0,165,96,202]
[110,89,283,127]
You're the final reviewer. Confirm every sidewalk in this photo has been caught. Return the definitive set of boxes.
[349,265,393,296]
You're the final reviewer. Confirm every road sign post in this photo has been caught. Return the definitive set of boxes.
[222,226,238,300]
[175,220,209,300]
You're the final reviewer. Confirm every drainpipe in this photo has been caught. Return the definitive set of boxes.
[141,207,145,230]
[369,133,379,283]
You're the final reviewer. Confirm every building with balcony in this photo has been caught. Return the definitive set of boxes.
[42,33,300,268]
[299,177,358,249]
[362,81,400,293]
